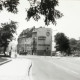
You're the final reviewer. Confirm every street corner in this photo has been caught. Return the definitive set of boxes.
[0,58,32,80]
[0,57,12,66]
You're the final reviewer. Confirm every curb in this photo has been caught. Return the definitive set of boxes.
[0,59,12,66]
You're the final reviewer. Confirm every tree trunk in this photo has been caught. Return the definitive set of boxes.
[3,46,7,56]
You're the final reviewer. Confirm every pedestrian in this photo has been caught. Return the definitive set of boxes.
[44,49,46,56]
[15,53,17,58]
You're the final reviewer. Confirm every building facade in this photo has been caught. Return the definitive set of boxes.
[32,27,52,55]
[17,27,52,55]
[17,29,32,54]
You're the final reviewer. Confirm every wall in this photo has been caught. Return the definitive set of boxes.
[32,27,52,55]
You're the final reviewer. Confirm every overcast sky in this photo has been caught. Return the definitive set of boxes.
[0,0,80,48]
[56,0,80,40]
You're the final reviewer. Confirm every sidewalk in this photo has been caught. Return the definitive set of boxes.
[0,58,32,80]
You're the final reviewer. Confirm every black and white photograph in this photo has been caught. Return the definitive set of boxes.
[0,0,80,80]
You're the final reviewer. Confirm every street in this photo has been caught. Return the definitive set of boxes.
[0,55,80,80]
[26,56,80,80]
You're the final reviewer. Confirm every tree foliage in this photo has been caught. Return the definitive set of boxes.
[27,0,63,25]
[69,38,77,51]
[0,21,17,54]
[19,26,35,38]
[54,33,70,55]
[0,1,3,10]
[76,41,80,51]
[26,26,35,38]
[69,38,80,51]
[69,38,80,56]
[0,0,19,13]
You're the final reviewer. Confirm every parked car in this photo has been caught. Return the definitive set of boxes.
[19,51,27,55]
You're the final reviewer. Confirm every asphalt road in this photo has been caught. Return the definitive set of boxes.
[26,56,80,80]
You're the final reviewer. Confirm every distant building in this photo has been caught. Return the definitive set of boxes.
[32,27,52,55]
[17,27,52,55]
[17,28,32,54]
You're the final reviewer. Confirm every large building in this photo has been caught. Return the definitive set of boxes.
[17,27,52,55]
[17,28,32,54]
[32,27,52,55]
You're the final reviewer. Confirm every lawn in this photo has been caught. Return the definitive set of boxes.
[0,57,7,63]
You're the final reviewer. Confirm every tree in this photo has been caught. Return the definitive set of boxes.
[19,26,35,38]
[70,38,80,51]
[0,1,3,10]
[0,0,19,13]
[32,37,37,55]
[0,21,17,55]
[76,41,80,51]
[0,0,62,25]
[54,33,70,55]
[69,38,80,56]
[26,26,35,38]
[27,0,63,25]
[69,38,77,51]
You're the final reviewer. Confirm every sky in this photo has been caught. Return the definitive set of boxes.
[56,0,80,40]
[0,0,80,50]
